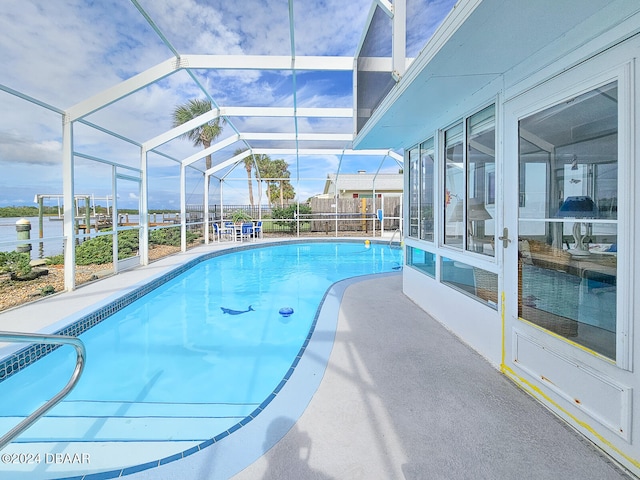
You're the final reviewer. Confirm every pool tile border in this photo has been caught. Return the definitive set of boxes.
[0,239,400,480]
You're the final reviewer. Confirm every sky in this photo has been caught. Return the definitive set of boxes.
[0,0,455,210]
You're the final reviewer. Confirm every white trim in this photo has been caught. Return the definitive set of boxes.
[181,134,241,167]
[249,148,398,157]
[144,109,221,150]
[392,0,406,79]
[206,150,252,176]
[222,107,353,118]
[68,57,180,121]
[62,116,75,291]
[240,133,353,142]
[181,54,353,71]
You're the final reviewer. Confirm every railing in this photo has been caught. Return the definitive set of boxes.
[389,228,401,246]
[0,332,86,451]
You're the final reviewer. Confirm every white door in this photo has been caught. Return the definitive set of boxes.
[502,52,636,472]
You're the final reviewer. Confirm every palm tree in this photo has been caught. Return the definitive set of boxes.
[271,159,293,207]
[254,154,274,205]
[243,155,254,208]
[235,148,257,208]
[172,99,224,188]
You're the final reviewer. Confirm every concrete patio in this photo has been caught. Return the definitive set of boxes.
[231,273,633,480]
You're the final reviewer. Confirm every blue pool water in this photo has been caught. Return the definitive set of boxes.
[0,242,402,447]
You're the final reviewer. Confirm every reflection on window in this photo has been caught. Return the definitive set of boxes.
[408,146,420,238]
[407,246,435,277]
[444,123,464,248]
[518,82,617,359]
[420,138,435,241]
[467,105,495,257]
[443,106,496,254]
[440,257,498,309]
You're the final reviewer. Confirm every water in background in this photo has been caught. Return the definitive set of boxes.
[0,217,63,257]
[0,215,141,258]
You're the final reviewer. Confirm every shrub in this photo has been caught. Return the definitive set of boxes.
[272,204,312,232]
[39,227,198,268]
[231,210,252,223]
[75,230,139,265]
[40,285,55,296]
[0,251,32,277]
[47,254,64,265]
[149,226,197,246]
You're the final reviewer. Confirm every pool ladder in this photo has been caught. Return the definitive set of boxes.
[389,228,401,247]
[0,332,86,451]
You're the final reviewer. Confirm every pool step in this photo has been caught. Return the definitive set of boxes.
[53,399,259,418]
[0,399,260,443]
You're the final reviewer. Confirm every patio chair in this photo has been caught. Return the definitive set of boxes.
[214,222,234,242]
[240,222,254,242]
[223,221,238,242]
[253,220,263,239]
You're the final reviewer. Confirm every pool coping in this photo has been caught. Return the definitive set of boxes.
[0,238,401,479]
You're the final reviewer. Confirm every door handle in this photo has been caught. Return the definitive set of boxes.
[498,227,511,249]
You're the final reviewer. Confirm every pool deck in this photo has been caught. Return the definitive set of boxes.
[0,239,635,479]
[228,274,632,480]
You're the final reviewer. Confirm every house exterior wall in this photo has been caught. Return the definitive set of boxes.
[394,14,640,477]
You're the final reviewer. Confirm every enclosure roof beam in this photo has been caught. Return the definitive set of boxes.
[67,57,184,121]
[66,53,354,122]
[387,150,404,164]
[150,149,184,166]
[181,54,353,71]
[206,150,252,176]
[0,83,65,115]
[143,108,221,150]
[180,134,241,167]
[240,133,353,142]
[130,0,180,59]
[204,146,398,178]
[251,148,397,156]
[220,106,353,118]
[143,106,354,152]
[77,119,142,147]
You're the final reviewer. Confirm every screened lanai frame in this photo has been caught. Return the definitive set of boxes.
[0,0,418,292]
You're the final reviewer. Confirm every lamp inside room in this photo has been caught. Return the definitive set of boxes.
[556,195,598,256]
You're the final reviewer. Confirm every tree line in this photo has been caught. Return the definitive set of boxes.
[0,206,57,218]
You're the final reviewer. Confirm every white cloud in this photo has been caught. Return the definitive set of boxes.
[0,132,62,166]
[0,0,425,208]
[139,0,246,55]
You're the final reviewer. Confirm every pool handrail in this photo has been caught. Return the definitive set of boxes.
[0,331,86,451]
[389,228,401,247]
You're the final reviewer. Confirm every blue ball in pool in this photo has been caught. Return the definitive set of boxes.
[279,307,294,317]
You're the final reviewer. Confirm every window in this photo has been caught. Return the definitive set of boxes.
[467,105,496,256]
[408,146,420,238]
[444,123,464,248]
[518,82,618,358]
[440,256,498,309]
[420,138,435,241]
[408,138,434,241]
[407,246,436,277]
[443,105,496,256]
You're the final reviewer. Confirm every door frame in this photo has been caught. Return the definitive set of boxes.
[501,46,636,466]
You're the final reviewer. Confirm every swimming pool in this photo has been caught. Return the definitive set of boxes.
[0,240,402,479]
